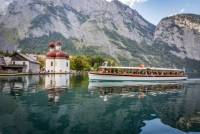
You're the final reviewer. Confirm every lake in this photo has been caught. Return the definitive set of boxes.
[0,74,200,134]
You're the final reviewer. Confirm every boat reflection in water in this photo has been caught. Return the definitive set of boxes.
[44,74,70,103]
[89,81,184,101]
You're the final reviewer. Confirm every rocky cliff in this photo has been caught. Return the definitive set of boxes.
[154,14,200,61]
[0,0,155,63]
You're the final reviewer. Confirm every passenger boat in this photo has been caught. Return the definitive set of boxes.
[89,65,187,81]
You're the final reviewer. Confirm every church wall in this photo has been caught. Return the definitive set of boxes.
[46,58,55,73]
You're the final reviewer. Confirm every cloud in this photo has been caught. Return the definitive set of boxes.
[168,8,186,17]
[106,0,148,7]
[179,8,185,13]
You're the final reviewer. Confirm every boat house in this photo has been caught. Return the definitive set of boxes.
[11,52,40,73]
[0,56,25,73]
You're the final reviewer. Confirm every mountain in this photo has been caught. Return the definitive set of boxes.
[153,14,200,72]
[154,14,200,61]
[0,0,200,72]
[0,0,155,64]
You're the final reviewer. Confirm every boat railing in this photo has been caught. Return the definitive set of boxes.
[90,71,186,77]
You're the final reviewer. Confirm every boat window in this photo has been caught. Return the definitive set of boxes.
[140,70,145,75]
[115,69,118,73]
[111,69,114,73]
[118,69,122,74]
[153,71,157,75]
[128,69,132,74]
[108,69,111,73]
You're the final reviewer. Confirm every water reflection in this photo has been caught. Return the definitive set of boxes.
[0,76,40,96]
[89,81,184,100]
[0,75,199,134]
[44,74,70,103]
[0,74,70,103]
[44,74,70,89]
[88,81,200,132]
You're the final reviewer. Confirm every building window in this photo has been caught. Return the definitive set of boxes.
[66,62,68,67]
[13,61,15,65]
[23,62,26,65]
[51,61,53,66]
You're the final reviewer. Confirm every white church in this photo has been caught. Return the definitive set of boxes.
[45,41,70,73]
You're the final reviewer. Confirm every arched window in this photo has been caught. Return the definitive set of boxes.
[51,61,53,66]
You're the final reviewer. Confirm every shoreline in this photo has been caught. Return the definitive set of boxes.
[0,71,89,76]
[0,73,71,76]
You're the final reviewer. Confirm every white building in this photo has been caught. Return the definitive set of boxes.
[11,52,40,73]
[45,41,70,73]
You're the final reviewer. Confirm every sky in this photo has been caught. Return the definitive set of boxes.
[0,0,200,25]
[107,0,200,25]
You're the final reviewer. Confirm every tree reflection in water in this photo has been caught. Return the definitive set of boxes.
[0,75,199,134]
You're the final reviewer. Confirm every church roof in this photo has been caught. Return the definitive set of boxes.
[47,51,69,59]
[47,41,69,59]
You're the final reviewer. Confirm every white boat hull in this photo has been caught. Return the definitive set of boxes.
[89,73,187,81]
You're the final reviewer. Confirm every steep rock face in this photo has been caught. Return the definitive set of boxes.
[154,14,200,61]
[0,0,155,62]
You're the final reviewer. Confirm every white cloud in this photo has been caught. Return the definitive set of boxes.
[179,8,185,13]
[168,8,186,17]
[106,0,148,7]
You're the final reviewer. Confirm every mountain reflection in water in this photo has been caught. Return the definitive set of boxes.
[0,75,199,134]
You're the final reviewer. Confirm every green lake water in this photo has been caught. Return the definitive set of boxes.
[0,74,200,134]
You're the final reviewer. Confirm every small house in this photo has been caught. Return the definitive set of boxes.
[11,52,40,73]
[0,56,25,73]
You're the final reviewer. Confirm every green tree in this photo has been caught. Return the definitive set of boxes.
[37,57,45,70]
[70,55,118,71]
[70,56,84,71]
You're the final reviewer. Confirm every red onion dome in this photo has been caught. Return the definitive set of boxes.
[56,51,69,59]
[49,42,55,48]
[46,51,57,58]
[56,41,62,46]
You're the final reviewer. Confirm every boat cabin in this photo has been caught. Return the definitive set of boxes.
[96,67,185,77]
